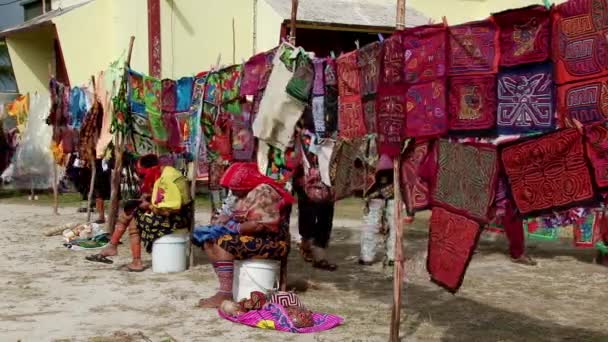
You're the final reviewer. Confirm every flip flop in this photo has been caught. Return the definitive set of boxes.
[85,254,113,264]
[119,264,146,272]
[94,219,106,224]
[313,259,337,271]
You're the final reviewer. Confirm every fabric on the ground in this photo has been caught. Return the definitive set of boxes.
[553,0,608,85]
[219,303,343,334]
[427,206,481,293]
[448,75,497,133]
[501,128,597,216]
[497,63,555,134]
[494,5,551,67]
[448,19,500,76]
[432,140,498,222]
[557,76,608,126]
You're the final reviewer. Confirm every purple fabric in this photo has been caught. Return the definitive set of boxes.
[219,303,344,334]
[162,79,177,112]
[241,53,267,96]
[312,58,325,96]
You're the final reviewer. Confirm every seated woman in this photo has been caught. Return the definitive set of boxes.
[193,162,295,308]
[88,156,191,271]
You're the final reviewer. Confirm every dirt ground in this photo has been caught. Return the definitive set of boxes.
[1,201,607,342]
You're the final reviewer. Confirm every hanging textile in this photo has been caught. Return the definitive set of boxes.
[403,24,447,84]
[186,76,206,156]
[574,211,603,248]
[585,120,608,189]
[557,76,608,126]
[501,128,597,216]
[253,44,305,151]
[427,206,481,293]
[358,42,382,134]
[176,77,194,112]
[128,69,146,114]
[69,87,90,129]
[448,19,500,76]
[232,102,255,162]
[337,51,366,139]
[497,63,555,134]
[7,94,29,136]
[494,5,551,67]
[448,75,497,133]
[400,140,436,215]
[329,138,367,200]
[162,79,177,112]
[324,59,339,137]
[241,52,268,96]
[432,140,498,222]
[286,53,314,103]
[380,33,404,86]
[553,0,608,85]
[96,57,125,158]
[405,80,448,138]
[78,100,103,166]
[376,85,407,157]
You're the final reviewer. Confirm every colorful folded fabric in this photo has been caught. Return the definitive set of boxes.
[403,24,447,84]
[494,5,551,67]
[524,216,559,241]
[358,41,382,97]
[448,75,496,133]
[381,33,404,85]
[376,85,407,156]
[553,0,608,85]
[448,19,500,76]
[501,128,597,216]
[162,79,177,112]
[219,303,344,334]
[176,77,194,112]
[405,79,448,138]
[585,120,608,188]
[427,207,481,293]
[557,76,608,126]
[497,63,555,134]
[432,140,498,222]
[400,140,436,215]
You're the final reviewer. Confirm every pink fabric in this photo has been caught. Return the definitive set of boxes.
[219,303,344,334]
[376,85,407,157]
[241,52,268,96]
[405,80,448,138]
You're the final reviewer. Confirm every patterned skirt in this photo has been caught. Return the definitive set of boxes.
[217,233,288,260]
[136,203,193,253]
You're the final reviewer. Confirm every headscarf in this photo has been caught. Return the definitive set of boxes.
[136,154,162,195]
[220,162,295,204]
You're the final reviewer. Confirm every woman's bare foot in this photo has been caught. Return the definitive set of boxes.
[100,244,118,257]
[126,259,144,272]
[198,292,232,308]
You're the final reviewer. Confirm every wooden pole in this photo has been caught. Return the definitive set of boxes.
[390,1,407,341]
[107,36,135,234]
[289,0,299,44]
[48,63,59,215]
[86,75,98,223]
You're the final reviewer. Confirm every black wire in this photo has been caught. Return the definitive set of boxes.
[0,0,22,7]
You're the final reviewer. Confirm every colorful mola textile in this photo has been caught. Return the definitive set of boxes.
[448,75,496,133]
[338,95,366,140]
[557,76,608,126]
[427,207,481,293]
[403,24,447,84]
[553,0,608,85]
[358,41,382,97]
[494,5,551,67]
[219,303,344,334]
[337,51,361,97]
[381,33,404,85]
[376,85,407,157]
[405,80,448,138]
[432,140,498,222]
[497,63,555,134]
[448,19,500,76]
[501,128,597,216]
[329,138,366,200]
[400,140,436,215]
[584,120,608,189]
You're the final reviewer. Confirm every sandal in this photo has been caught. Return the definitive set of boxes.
[300,246,313,263]
[313,259,337,271]
[85,254,113,264]
[94,219,106,224]
[511,255,537,266]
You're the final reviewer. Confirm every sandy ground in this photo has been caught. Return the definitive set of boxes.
[1,202,607,342]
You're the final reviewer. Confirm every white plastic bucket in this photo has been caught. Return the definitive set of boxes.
[152,233,188,273]
[233,259,280,301]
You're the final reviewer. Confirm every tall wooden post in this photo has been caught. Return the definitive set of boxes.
[289,0,299,44]
[390,1,407,341]
[107,36,135,234]
[147,0,161,78]
[48,63,59,215]
[86,75,98,223]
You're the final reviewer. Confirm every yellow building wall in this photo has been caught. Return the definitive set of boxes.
[5,26,56,94]
[410,0,567,25]
[255,0,283,53]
